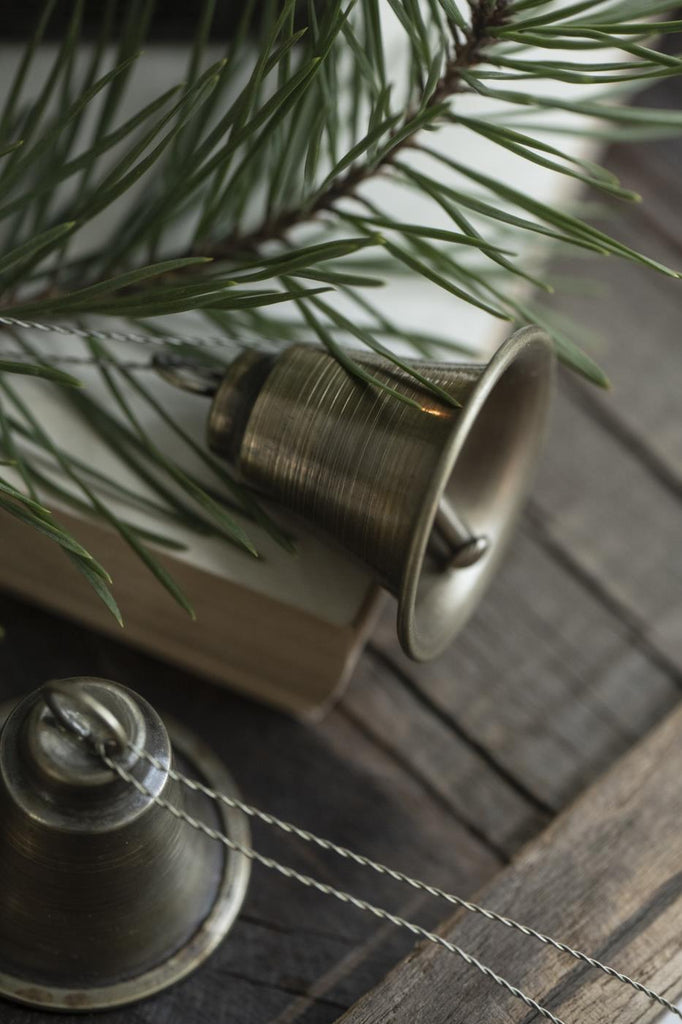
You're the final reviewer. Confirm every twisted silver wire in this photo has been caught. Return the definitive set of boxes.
[130,742,682,1020]
[102,749,567,1024]
[0,348,156,371]
[0,313,275,355]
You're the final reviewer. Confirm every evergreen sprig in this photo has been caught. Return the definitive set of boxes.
[0,0,680,621]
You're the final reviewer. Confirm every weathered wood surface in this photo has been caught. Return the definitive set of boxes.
[338,699,682,1024]
[333,72,682,1024]
[0,76,681,1024]
[0,596,503,1024]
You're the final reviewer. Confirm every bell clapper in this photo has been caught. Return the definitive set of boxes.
[432,501,490,570]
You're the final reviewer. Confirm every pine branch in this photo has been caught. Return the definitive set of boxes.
[0,0,681,622]
[201,1,512,260]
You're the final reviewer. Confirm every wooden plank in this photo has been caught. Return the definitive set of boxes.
[604,74,682,333]
[533,384,682,672]
[338,701,682,1024]
[520,73,682,673]
[539,175,682,486]
[370,524,679,812]
[341,650,549,858]
[0,589,501,1024]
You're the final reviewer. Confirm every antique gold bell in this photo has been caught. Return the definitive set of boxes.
[201,326,555,660]
[0,678,250,1011]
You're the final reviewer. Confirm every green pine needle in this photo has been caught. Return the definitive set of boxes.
[0,0,680,619]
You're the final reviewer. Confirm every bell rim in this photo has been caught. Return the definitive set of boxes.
[0,703,251,1012]
[397,325,555,661]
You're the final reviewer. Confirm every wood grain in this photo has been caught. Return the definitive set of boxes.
[533,382,682,673]
[341,648,549,857]
[529,74,682,675]
[337,701,682,1024]
[370,523,679,813]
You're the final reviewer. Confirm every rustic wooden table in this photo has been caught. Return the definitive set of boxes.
[0,76,681,1024]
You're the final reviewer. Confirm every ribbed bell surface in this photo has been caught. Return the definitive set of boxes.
[0,678,250,1011]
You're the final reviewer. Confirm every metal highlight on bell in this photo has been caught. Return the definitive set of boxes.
[0,677,250,1011]
[161,325,555,661]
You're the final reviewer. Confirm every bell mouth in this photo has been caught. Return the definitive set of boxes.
[398,326,555,661]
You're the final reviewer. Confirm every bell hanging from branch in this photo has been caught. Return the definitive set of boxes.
[159,325,555,660]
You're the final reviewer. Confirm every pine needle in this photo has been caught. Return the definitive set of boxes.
[0,0,680,610]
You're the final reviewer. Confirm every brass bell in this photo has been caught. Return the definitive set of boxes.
[204,326,554,660]
[0,677,250,1011]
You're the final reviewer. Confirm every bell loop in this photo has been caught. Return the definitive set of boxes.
[151,352,225,396]
[42,680,129,759]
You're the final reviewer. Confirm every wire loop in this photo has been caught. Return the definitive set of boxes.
[43,680,129,758]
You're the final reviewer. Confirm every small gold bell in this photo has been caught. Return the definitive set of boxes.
[201,326,554,660]
[0,678,250,1011]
